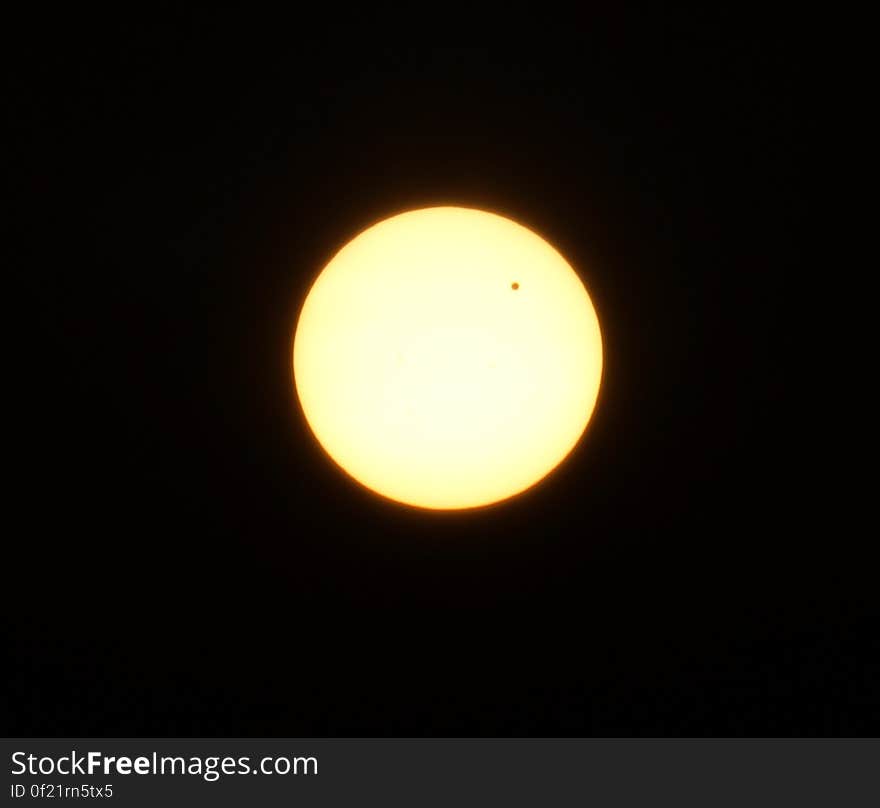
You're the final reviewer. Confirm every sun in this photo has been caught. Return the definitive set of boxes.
[293,206,603,510]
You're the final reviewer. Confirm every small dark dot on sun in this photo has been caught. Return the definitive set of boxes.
[511,282,520,290]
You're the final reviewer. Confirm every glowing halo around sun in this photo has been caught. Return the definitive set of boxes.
[292,206,603,510]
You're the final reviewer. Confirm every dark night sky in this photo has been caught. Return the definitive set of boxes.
[7,11,873,736]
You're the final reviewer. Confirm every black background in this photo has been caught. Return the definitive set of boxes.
[8,10,872,736]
